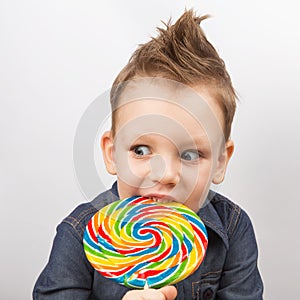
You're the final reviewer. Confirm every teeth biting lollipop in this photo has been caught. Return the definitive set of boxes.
[83,196,208,289]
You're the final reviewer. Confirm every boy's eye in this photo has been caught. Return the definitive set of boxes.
[181,150,201,161]
[132,145,151,156]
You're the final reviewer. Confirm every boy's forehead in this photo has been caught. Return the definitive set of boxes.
[117,78,222,118]
[115,77,225,143]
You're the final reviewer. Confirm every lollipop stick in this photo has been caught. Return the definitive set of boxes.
[144,279,149,289]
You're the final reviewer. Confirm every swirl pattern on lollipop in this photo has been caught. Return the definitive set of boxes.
[83,196,208,289]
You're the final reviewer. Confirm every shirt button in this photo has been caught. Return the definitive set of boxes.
[203,288,214,299]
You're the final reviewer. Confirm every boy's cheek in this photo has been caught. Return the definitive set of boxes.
[115,155,151,188]
[184,165,211,191]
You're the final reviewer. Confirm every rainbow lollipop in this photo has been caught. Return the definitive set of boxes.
[83,196,208,289]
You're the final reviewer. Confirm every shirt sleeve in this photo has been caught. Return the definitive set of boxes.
[217,209,264,299]
[33,221,93,299]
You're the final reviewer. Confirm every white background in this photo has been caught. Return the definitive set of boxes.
[1,0,299,299]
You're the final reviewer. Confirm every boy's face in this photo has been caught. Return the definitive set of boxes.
[102,79,234,212]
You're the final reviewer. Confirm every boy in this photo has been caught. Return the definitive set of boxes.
[33,10,263,299]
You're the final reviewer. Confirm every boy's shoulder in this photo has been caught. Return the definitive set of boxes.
[61,185,119,238]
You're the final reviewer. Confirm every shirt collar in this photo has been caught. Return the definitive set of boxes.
[199,196,229,250]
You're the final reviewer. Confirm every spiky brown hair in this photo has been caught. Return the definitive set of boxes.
[110,9,237,140]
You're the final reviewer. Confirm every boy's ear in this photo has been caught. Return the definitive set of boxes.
[212,140,234,184]
[101,131,117,175]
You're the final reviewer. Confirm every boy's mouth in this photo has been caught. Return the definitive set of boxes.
[143,194,176,203]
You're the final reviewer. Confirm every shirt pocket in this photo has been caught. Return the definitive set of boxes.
[192,270,221,300]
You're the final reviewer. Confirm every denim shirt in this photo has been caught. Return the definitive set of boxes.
[33,182,263,299]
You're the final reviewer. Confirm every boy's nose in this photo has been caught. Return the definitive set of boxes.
[149,155,180,186]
